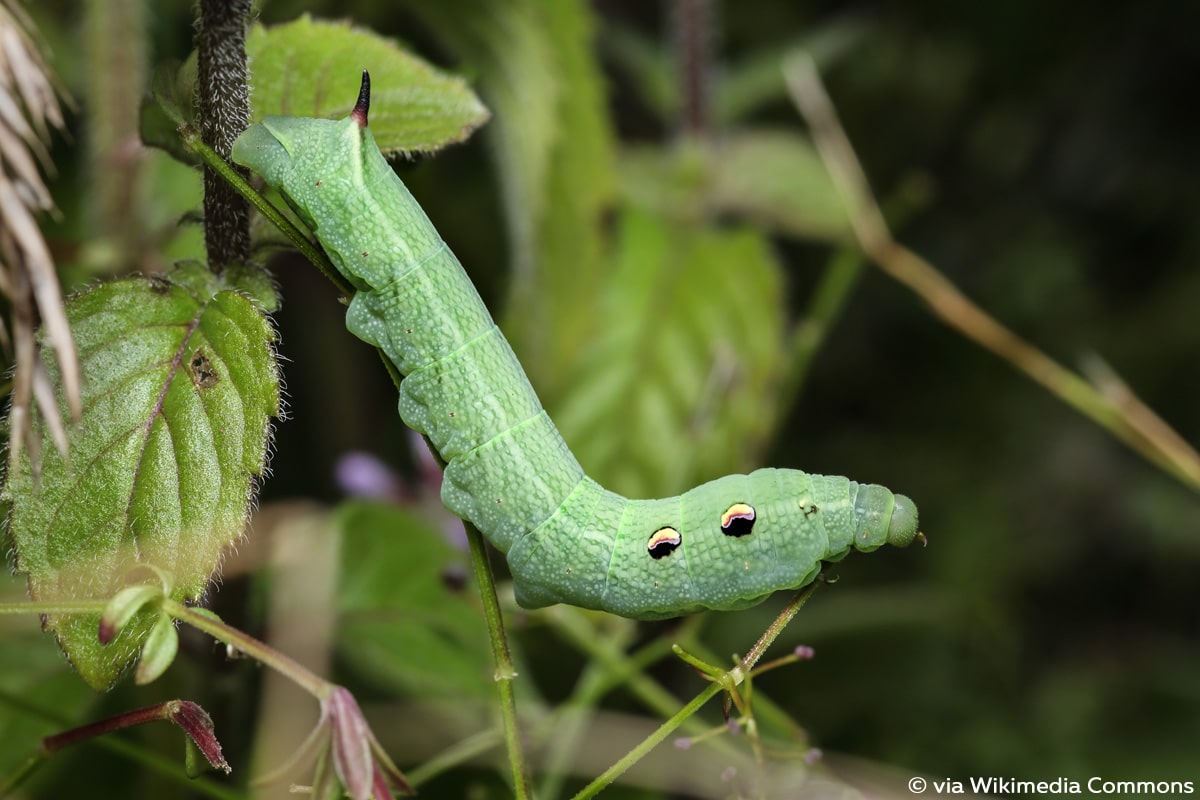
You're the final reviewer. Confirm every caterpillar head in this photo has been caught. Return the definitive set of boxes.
[233,120,368,234]
[887,493,921,548]
[232,70,372,194]
[232,71,421,291]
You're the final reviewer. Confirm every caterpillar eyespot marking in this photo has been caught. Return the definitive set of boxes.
[720,503,756,537]
[230,70,922,620]
[647,527,682,559]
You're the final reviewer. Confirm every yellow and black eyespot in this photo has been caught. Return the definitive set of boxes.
[647,527,682,559]
[720,503,756,537]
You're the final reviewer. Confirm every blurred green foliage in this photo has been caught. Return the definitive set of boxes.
[3,0,1198,798]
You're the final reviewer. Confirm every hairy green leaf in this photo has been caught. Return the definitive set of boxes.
[246,15,490,155]
[4,262,280,689]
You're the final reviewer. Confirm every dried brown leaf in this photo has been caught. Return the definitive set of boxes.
[0,0,78,466]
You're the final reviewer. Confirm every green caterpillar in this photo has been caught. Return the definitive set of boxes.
[232,72,920,620]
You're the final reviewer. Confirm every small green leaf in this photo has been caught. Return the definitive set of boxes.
[98,584,164,645]
[245,15,490,155]
[134,614,179,685]
[4,261,280,689]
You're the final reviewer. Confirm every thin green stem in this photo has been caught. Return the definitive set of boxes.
[463,521,532,799]
[163,600,328,698]
[570,583,819,799]
[740,584,820,670]
[0,600,107,615]
[534,620,658,800]
[673,637,806,741]
[671,643,727,679]
[572,681,724,800]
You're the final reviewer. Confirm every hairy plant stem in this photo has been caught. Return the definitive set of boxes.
[165,600,328,698]
[195,0,252,270]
